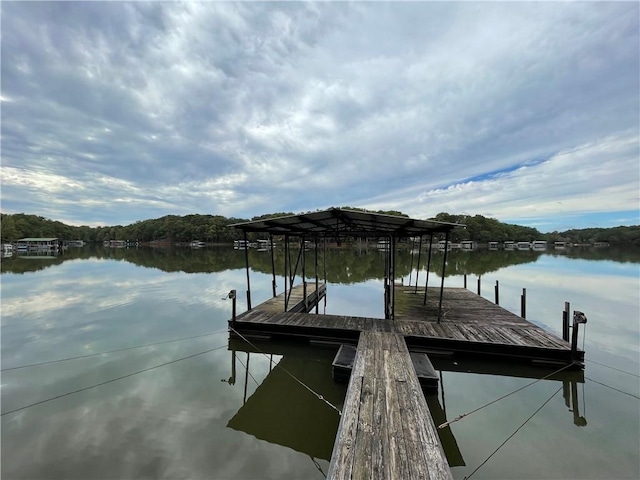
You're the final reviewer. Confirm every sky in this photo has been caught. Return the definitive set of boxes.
[1,1,639,233]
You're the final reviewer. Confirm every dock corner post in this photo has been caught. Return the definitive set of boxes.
[571,311,588,361]
[477,276,481,295]
[391,235,396,320]
[437,231,450,323]
[495,280,499,305]
[270,234,277,298]
[230,289,237,329]
[520,288,526,318]
[414,235,423,293]
[423,233,433,306]
[243,231,252,311]
[464,273,467,289]
[284,234,289,312]
[563,301,570,341]
[302,235,308,311]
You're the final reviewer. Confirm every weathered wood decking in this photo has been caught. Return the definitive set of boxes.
[229,282,583,480]
[240,282,326,315]
[326,331,452,480]
[231,285,583,365]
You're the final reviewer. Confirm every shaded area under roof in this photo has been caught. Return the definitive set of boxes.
[231,208,464,237]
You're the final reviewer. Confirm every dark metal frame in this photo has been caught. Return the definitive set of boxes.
[233,208,464,321]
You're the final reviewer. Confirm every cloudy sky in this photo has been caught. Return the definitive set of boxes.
[1,2,638,232]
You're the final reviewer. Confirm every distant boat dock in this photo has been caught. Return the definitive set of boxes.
[227,208,586,480]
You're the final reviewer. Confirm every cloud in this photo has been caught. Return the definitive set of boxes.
[1,2,638,229]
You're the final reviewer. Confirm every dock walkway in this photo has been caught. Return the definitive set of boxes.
[327,330,452,480]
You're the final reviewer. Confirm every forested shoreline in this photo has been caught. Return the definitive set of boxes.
[1,210,639,246]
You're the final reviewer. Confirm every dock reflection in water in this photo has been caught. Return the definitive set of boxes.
[225,340,346,467]
[226,337,588,471]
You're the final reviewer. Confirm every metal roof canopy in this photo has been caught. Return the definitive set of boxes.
[230,208,464,321]
[231,207,464,237]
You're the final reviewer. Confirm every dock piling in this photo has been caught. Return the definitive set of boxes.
[521,288,527,318]
[495,280,499,305]
[229,289,237,329]
[477,276,481,295]
[563,302,570,341]
[571,311,587,361]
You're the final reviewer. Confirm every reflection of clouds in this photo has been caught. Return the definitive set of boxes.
[442,369,639,479]
[2,343,329,479]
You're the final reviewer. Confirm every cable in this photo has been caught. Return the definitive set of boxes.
[464,386,562,480]
[229,326,342,416]
[234,353,260,387]
[585,359,640,378]
[1,344,227,416]
[2,327,229,372]
[585,376,640,401]
[439,362,575,429]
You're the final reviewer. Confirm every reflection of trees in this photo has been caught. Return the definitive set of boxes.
[2,245,638,277]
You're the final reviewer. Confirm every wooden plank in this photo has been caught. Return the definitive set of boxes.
[326,375,362,480]
[384,362,411,479]
[352,374,374,478]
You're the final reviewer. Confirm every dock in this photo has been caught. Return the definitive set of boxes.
[227,208,587,480]
[229,284,582,480]
[231,285,582,366]
[326,331,452,479]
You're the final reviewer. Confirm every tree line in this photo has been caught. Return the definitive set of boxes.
[1,210,638,245]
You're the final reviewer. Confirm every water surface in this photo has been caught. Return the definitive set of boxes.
[2,245,638,479]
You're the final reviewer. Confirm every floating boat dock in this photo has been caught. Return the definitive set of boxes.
[232,284,583,366]
[227,208,586,480]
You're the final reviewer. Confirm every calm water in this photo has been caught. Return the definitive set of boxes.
[1,245,638,479]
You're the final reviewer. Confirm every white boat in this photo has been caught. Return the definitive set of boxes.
[460,241,476,250]
[554,241,567,249]
[256,239,275,250]
[503,241,515,251]
[437,240,452,251]
[531,240,548,250]
[190,240,206,248]
[516,241,531,250]
[377,240,390,250]
[488,241,500,250]
[234,240,257,249]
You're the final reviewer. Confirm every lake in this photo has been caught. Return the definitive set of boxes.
[1,245,639,479]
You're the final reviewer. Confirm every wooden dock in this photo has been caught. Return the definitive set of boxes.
[231,286,582,365]
[240,283,326,315]
[229,283,583,480]
[326,330,452,479]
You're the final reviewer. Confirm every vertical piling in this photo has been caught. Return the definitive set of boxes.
[230,289,237,330]
[422,233,433,305]
[571,311,587,361]
[302,235,307,311]
[477,276,481,295]
[414,236,423,293]
[563,302,570,341]
[284,235,289,312]
[270,234,277,298]
[464,274,467,289]
[437,231,450,323]
[521,288,527,318]
[315,237,319,314]
[243,231,252,311]
[495,280,499,305]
